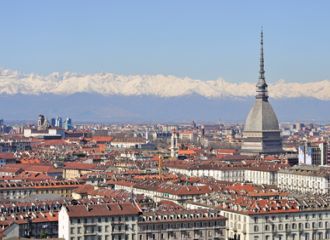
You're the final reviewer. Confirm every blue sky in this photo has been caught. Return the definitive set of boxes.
[0,0,330,83]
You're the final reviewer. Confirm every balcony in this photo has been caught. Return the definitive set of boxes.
[112,228,125,234]
[84,230,97,236]
[84,222,97,227]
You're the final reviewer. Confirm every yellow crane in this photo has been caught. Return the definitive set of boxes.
[158,154,164,177]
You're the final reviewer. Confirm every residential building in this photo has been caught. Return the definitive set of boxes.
[277,165,330,194]
[58,202,141,240]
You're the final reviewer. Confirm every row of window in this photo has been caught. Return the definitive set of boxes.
[140,221,224,231]
[254,231,329,240]
[255,222,330,232]
[70,224,134,234]
[72,216,136,224]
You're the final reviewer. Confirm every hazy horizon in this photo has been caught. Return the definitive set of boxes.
[0,1,329,122]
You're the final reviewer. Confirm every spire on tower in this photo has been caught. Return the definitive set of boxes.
[256,28,268,101]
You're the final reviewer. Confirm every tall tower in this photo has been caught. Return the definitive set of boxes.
[55,116,63,128]
[170,129,179,158]
[37,114,48,131]
[64,117,73,130]
[241,30,283,155]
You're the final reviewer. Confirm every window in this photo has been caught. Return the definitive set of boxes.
[305,233,310,240]
[278,224,283,230]
[254,225,259,232]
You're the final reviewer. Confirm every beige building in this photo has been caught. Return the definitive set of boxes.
[0,180,82,200]
[278,165,330,194]
[58,202,227,240]
[138,209,226,240]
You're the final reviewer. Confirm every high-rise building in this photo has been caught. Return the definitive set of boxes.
[241,31,283,155]
[55,116,63,128]
[37,114,48,131]
[63,117,73,130]
[298,141,328,166]
[50,118,56,127]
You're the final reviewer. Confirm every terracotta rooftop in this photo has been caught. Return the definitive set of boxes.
[65,202,141,217]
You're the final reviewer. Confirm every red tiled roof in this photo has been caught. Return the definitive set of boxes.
[64,162,97,170]
[0,152,15,159]
[178,149,196,155]
[91,136,113,142]
[65,202,140,217]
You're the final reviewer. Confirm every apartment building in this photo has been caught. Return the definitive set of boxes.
[58,202,227,240]
[187,195,330,240]
[138,209,226,240]
[278,165,330,194]
[0,180,83,200]
[59,202,140,240]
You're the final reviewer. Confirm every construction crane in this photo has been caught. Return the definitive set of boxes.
[158,154,164,178]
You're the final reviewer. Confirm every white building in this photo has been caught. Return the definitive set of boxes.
[187,196,330,240]
[166,164,245,182]
[110,138,146,149]
[244,166,279,185]
[58,202,141,240]
[298,142,328,166]
[278,165,330,194]
[166,161,285,186]
[23,128,65,138]
[58,201,227,240]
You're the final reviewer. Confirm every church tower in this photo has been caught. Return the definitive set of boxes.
[170,129,179,158]
[241,30,283,155]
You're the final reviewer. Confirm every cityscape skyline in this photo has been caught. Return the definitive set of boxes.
[1,1,330,122]
[1,2,330,240]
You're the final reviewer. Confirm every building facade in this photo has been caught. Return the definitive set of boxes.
[277,165,330,194]
[298,142,328,166]
[58,202,226,240]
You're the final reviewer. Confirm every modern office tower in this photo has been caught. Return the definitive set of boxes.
[63,117,73,130]
[55,116,63,128]
[298,141,328,166]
